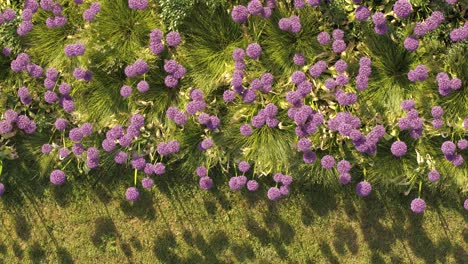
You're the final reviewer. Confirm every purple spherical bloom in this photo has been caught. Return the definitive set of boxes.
[50,170,66,186]
[308,0,321,6]
[240,124,253,136]
[247,0,263,15]
[57,83,70,95]
[297,137,311,152]
[321,155,335,169]
[432,119,443,129]
[173,111,187,126]
[196,166,207,177]
[199,177,213,190]
[58,147,70,159]
[136,80,149,93]
[404,36,419,52]
[242,89,257,103]
[309,61,327,78]
[43,78,55,90]
[2,47,12,57]
[332,29,344,40]
[356,181,372,197]
[153,162,165,175]
[101,138,116,152]
[166,106,179,120]
[231,5,249,23]
[293,53,306,66]
[246,43,262,59]
[400,100,415,111]
[141,178,154,189]
[278,18,291,31]
[391,141,407,157]
[164,75,179,88]
[69,128,83,142]
[16,115,30,130]
[431,106,443,118]
[44,91,58,104]
[457,139,468,150]
[72,143,84,156]
[334,59,347,73]
[120,85,132,98]
[223,90,236,103]
[393,0,412,19]
[114,151,127,164]
[144,164,154,175]
[207,116,220,130]
[0,183,4,196]
[238,161,250,173]
[332,40,347,54]
[125,187,140,201]
[128,0,148,10]
[54,118,68,131]
[410,198,426,214]
[289,15,302,33]
[355,6,370,21]
[450,78,462,90]
[131,157,146,170]
[64,43,85,57]
[267,187,282,201]
[291,71,306,85]
[441,141,456,156]
[427,169,440,182]
[232,48,245,61]
[246,180,259,191]
[26,63,43,78]
[372,12,386,25]
[149,41,164,55]
[464,199,468,210]
[200,138,214,151]
[4,109,18,123]
[317,31,331,45]
[41,144,53,155]
[80,123,93,137]
[228,177,242,191]
[337,160,351,174]
[166,31,181,47]
[339,173,352,185]
[413,22,427,37]
[3,8,16,21]
[22,9,33,21]
[303,150,316,164]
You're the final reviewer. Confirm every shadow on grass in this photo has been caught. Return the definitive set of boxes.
[28,242,45,264]
[91,217,118,251]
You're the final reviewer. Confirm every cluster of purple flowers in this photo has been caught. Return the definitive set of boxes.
[41,0,68,28]
[149,29,164,55]
[0,8,16,25]
[320,155,335,169]
[317,30,346,54]
[45,15,67,29]
[410,198,426,214]
[372,12,387,35]
[317,32,331,46]
[128,0,148,10]
[430,106,444,129]
[50,83,74,112]
[163,59,186,88]
[64,43,85,57]
[10,53,43,78]
[450,22,468,42]
[293,53,306,66]
[267,173,292,201]
[231,0,276,23]
[17,4,38,36]
[228,161,258,192]
[83,2,101,22]
[250,103,280,129]
[393,0,412,19]
[288,105,324,137]
[398,100,423,139]
[355,6,370,21]
[441,141,464,167]
[198,138,214,151]
[356,181,372,197]
[278,15,301,33]
[228,48,247,101]
[246,43,262,59]
[104,115,144,157]
[166,106,188,126]
[335,89,357,106]
[185,89,206,115]
[309,60,327,78]
[44,68,58,89]
[408,64,428,82]
[73,67,92,82]
[125,59,148,78]
[413,11,445,37]
[403,36,419,52]
[436,72,462,97]
[356,57,371,91]
[50,169,66,185]
[0,109,37,135]
[18,86,32,105]
[157,140,180,156]
[337,160,352,185]
[197,112,220,130]
[196,166,214,190]
[327,112,361,137]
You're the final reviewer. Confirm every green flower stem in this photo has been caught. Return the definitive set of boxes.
[418,181,422,198]
[134,169,138,186]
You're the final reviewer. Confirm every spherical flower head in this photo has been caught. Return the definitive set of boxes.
[336,160,351,174]
[391,141,407,157]
[317,32,331,45]
[128,0,148,10]
[356,181,372,197]
[221,90,235,103]
[56,83,70,96]
[372,12,386,25]
[450,78,462,90]
[410,198,426,214]
[72,143,84,156]
[332,40,347,54]
[207,116,220,130]
[166,31,181,47]
[16,115,30,130]
[120,85,132,98]
[404,36,419,52]
[339,173,352,185]
[2,47,12,57]
[231,5,249,23]
[431,119,443,129]
[297,137,311,152]
[54,118,68,131]
[430,106,443,118]
[308,0,321,6]
[238,161,250,173]
[68,128,83,143]
[50,170,66,186]
[464,118,468,129]
[445,0,457,4]
[3,109,18,123]
[267,187,282,201]
[196,166,207,177]
[131,157,146,170]
[41,144,53,155]
[135,80,150,93]
[291,71,306,85]
[200,138,214,151]
[292,53,306,66]
[228,177,242,190]
[150,41,164,55]
[289,15,302,33]
[232,48,245,61]
[332,29,344,40]
[114,151,128,164]
[58,147,70,159]
[246,43,262,59]
[125,187,140,202]
[239,124,253,136]
[302,150,316,164]
[451,154,464,167]
[427,169,440,182]
[164,75,179,88]
[355,6,370,21]
[27,63,43,78]
[199,177,213,190]
[234,61,246,70]
[247,0,263,15]
[278,18,292,31]
[400,100,415,111]
[441,141,456,156]
[2,8,16,21]
[309,61,327,78]
[174,111,187,126]
[393,0,412,19]
[74,0,84,4]
[464,199,468,210]
[243,180,258,191]
[153,162,165,175]
[332,60,347,74]
[0,183,4,196]
[321,155,335,169]
[457,139,468,150]
[64,43,85,57]
[44,91,58,104]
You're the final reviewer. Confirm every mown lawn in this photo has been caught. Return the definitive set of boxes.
[0,175,466,263]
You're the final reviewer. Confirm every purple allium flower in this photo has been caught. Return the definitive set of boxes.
[332,40,347,54]
[41,144,53,155]
[247,0,263,15]
[246,43,262,59]
[309,61,327,78]
[22,9,34,21]
[120,85,132,98]
[391,141,407,157]
[278,18,291,31]
[432,119,443,129]
[114,151,127,164]
[16,115,30,130]
[237,175,248,187]
[199,177,213,190]
[69,128,83,142]
[240,124,253,136]
[232,48,245,61]
[457,139,468,150]
[173,111,187,125]
[149,41,164,55]
[141,177,154,189]
[289,15,302,33]
[332,29,344,40]
[267,187,282,201]
[3,109,18,123]
[297,137,311,152]
[45,68,58,81]
[125,187,140,201]
[223,90,236,103]
[321,155,335,169]
[324,78,337,90]
[317,32,331,45]
[58,147,70,159]
[150,29,163,41]
[246,180,259,191]
[0,183,4,196]
[337,160,351,174]
[2,8,16,21]
[334,59,347,73]
[303,150,316,164]
[166,31,181,47]
[308,0,321,6]
[228,177,242,190]
[441,141,456,156]
[238,161,250,173]
[153,162,165,175]
[356,181,372,197]
[200,138,214,151]
[128,0,148,10]
[279,185,290,196]
[393,0,412,19]
[64,43,85,57]
[242,89,256,103]
[54,118,68,131]
[207,116,220,130]
[231,5,249,23]
[273,173,283,183]
[410,198,426,214]
[427,169,440,182]
[431,106,443,118]
[101,138,116,152]
[2,47,12,57]
[166,106,179,120]
[450,78,462,90]
[404,36,419,52]
[26,63,43,78]
[372,12,386,25]
[136,80,149,93]
[400,100,415,111]
[294,0,306,8]
[44,91,58,104]
[291,71,306,85]
[445,0,457,4]
[355,6,370,21]
[72,143,84,156]
[50,170,66,185]
[196,166,207,177]
[339,173,352,185]
[164,75,179,88]
[293,53,306,66]
[131,157,146,170]
[451,154,464,167]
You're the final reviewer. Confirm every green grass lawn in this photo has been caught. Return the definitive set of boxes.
[0,176,466,263]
